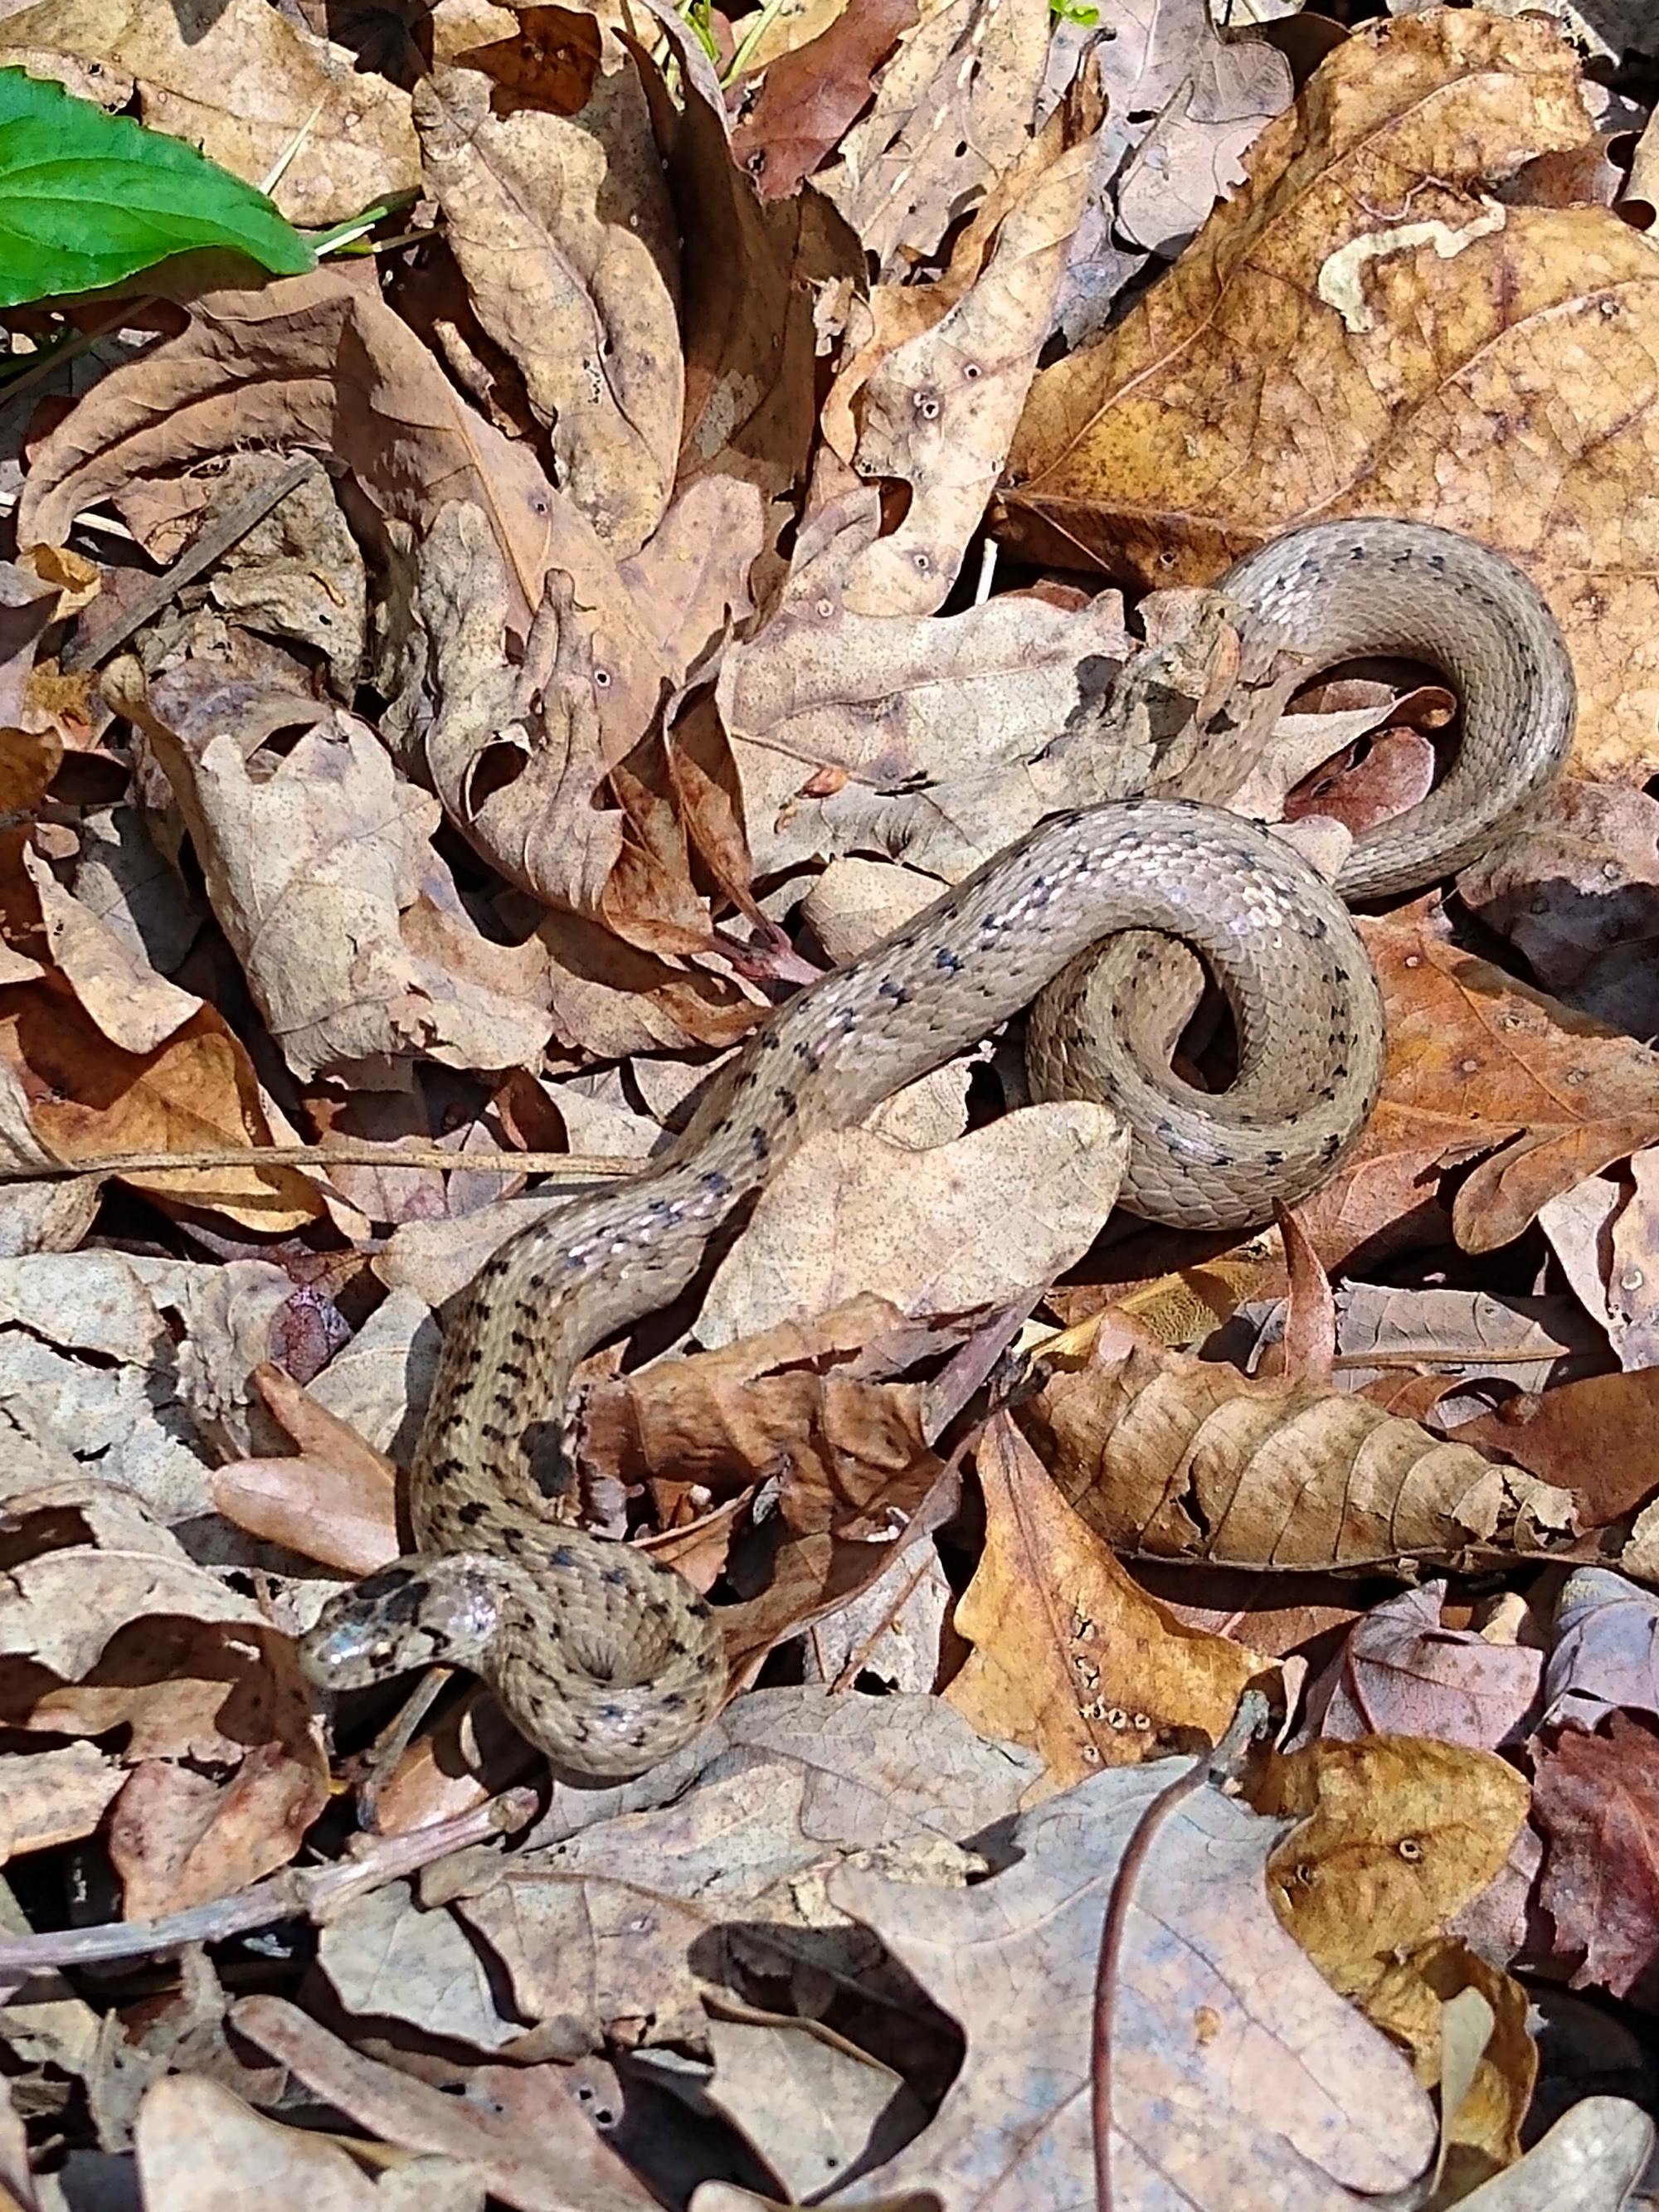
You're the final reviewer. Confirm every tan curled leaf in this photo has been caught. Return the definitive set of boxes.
[698,1104,1130,1350]
[0,0,418,226]
[949,1414,1269,1790]
[581,1293,942,1536]
[1022,1342,1579,1573]
[393,502,706,946]
[414,61,681,558]
[134,700,552,1085]
[1000,13,1659,783]
[826,127,1096,615]
[0,977,309,1229]
[0,1487,327,1905]
[109,1744,325,1920]
[1365,1943,1535,2185]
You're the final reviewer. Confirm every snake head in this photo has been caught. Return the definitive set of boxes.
[299,1553,504,1690]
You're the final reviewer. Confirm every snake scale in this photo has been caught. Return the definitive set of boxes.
[299,519,1575,1782]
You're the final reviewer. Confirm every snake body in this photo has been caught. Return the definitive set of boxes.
[299,520,1575,1782]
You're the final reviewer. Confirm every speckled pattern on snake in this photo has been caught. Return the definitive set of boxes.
[299,519,1575,1783]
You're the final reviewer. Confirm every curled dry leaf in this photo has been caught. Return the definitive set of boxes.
[1107,0,1293,260]
[1000,11,1659,782]
[16,268,596,643]
[1261,1733,1535,2177]
[1540,1568,1659,1734]
[1022,1341,1579,1574]
[640,1,856,553]
[581,1292,940,1534]
[1365,1942,1536,2185]
[820,117,1097,616]
[721,538,1251,884]
[134,2074,387,2212]
[948,1413,1272,1788]
[231,1995,660,2212]
[128,696,555,1085]
[390,503,706,945]
[1447,1366,1659,1541]
[0,836,319,1228]
[414,62,681,558]
[369,1691,1041,2055]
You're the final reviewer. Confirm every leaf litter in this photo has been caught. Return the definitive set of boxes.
[0,1,1658,2207]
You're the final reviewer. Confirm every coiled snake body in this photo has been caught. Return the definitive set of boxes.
[300,521,1575,1782]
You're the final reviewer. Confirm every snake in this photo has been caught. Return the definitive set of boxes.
[299,519,1575,1785]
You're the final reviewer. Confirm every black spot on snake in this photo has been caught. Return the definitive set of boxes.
[356,1565,417,1598]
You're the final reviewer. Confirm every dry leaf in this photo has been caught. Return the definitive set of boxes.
[414,62,681,557]
[1024,1341,1579,1573]
[1299,1584,1544,1753]
[17,268,596,643]
[1296,904,1659,1266]
[1000,13,1659,781]
[948,1413,1271,1787]
[814,0,1052,274]
[830,1760,1437,2206]
[1262,1733,1531,1986]
[819,118,1096,615]
[697,1106,1129,1349]
[1457,780,1659,1039]
[1533,1715,1659,2007]
[730,0,919,201]
[581,1293,939,1525]
[231,1996,660,2210]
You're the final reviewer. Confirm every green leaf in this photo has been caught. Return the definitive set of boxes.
[0,67,315,309]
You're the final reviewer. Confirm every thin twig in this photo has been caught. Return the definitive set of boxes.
[62,455,319,673]
[0,1141,636,1185]
[0,1788,538,1976]
[1092,1690,1272,2212]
